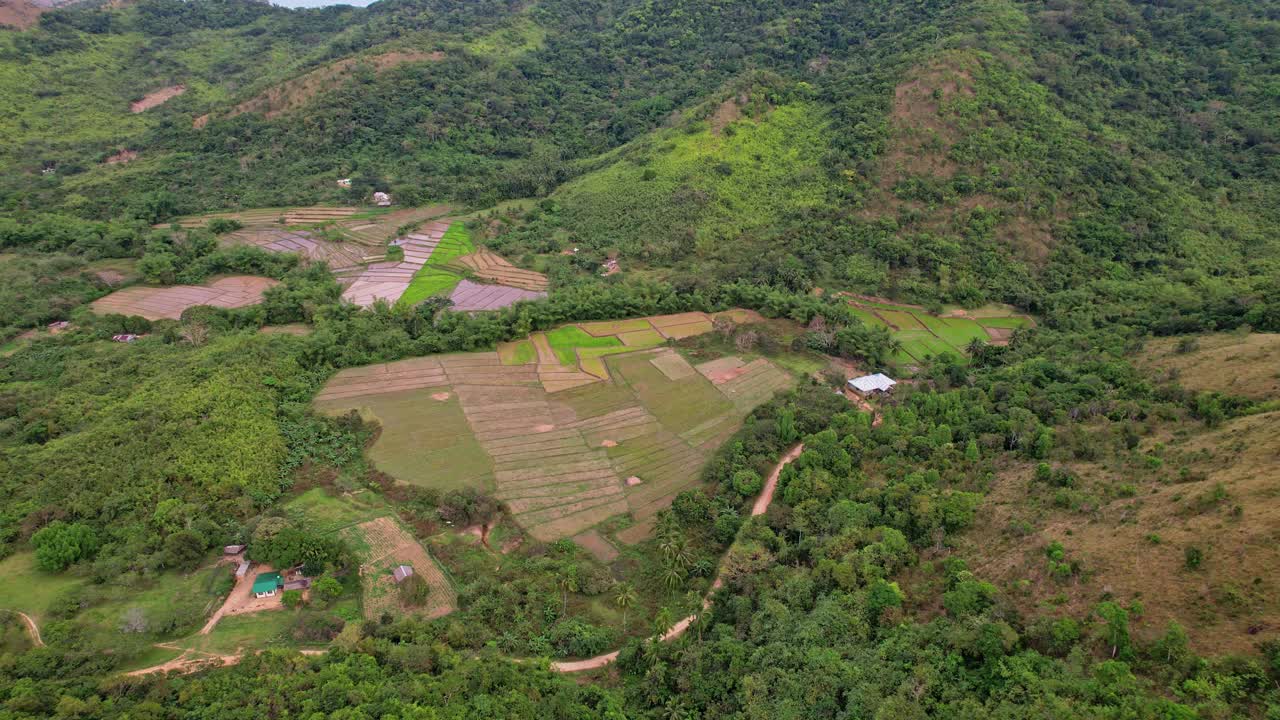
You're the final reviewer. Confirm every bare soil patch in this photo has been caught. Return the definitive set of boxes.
[104,150,137,165]
[0,0,45,29]
[130,85,186,113]
[710,97,743,135]
[572,529,618,563]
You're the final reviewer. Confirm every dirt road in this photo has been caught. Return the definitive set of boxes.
[124,444,809,678]
[0,610,43,647]
[551,443,804,673]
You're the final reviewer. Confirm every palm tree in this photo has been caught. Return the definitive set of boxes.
[653,606,674,640]
[661,561,687,594]
[613,581,638,633]
[556,568,579,616]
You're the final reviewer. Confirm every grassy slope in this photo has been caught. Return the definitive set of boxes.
[957,335,1280,656]
[553,102,833,261]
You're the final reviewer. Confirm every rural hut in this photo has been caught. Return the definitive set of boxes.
[392,565,414,583]
[235,561,251,579]
[251,572,283,599]
[848,373,897,397]
[223,544,245,555]
[373,191,392,207]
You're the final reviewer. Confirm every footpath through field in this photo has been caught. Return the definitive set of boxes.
[549,442,804,673]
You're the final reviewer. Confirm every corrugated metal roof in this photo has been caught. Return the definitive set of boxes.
[848,373,896,392]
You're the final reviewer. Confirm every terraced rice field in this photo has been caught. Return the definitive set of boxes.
[90,276,279,320]
[844,299,1034,364]
[341,221,454,306]
[224,228,366,269]
[313,313,795,545]
[450,249,549,291]
[449,279,546,310]
[172,206,359,229]
[343,517,456,620]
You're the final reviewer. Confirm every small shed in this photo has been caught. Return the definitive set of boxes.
[252,572,283,599]
[373,191,392,207]
[235,560,251,579]
[111,334,139,343]
[848,373,896,396]
[47,321,70,332]
[392,565,414,583]
[224,544,245,555]
[283,577,312,591]
[337,178,352,188]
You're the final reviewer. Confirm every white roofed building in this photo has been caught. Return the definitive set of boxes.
[848,373,897,396]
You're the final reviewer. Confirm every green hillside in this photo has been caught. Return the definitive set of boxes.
[0,0,1278,717]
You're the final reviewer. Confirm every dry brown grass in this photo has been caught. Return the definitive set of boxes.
[1136,333,1280,401]
[962,410,1280,656]
[0,0,44,29]
[130,85,186,113]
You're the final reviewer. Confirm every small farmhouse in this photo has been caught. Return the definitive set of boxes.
[223,544,245,555]
[848,373,896,396]
[251,572,283,599]
[392,565,414,583]
[373,191,392,206]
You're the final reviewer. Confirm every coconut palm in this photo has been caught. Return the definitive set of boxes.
[613,581,638,633]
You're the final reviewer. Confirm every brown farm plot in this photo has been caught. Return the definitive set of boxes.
[344,517,456,620]
[90,276,278,320]
[314,314,795,544]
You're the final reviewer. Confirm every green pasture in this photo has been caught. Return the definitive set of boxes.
[0,553,86,622]
[977,316,1034,329]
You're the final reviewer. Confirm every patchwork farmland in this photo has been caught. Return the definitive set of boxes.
[315,312,794,546]
[90,276,279,320]
[844,297,1034,364]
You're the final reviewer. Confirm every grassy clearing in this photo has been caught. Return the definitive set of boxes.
[544,326,622,366]
[73,564,234,639]
[283,488,388,533]
[1136,332,1280,401]
[0,553,86,622]
[976,316,1033,329]
[179,611,297,655]
[319,388,493,492]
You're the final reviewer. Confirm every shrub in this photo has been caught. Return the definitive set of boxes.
[32,521,99,571]
[1184,546,1204,570]
[281,590,304,608]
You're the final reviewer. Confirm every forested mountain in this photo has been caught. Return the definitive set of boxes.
[0,0,1278,717]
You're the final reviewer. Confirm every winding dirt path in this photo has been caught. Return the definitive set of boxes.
[123,445,808,677]
[550,442,804,673]
[0,610,43,647]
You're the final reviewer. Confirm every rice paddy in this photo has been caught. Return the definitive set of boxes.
[90,275,279,320]
[314,312,795,545]
[842,298,1034,364]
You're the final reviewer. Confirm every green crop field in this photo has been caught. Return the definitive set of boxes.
[318,389,494,492]
[977,316,1034,329]
[610,353,734,435]
[544,326,623,366]
[397,223,476,308]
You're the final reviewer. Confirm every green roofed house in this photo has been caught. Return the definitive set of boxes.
[252,572,283,599]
